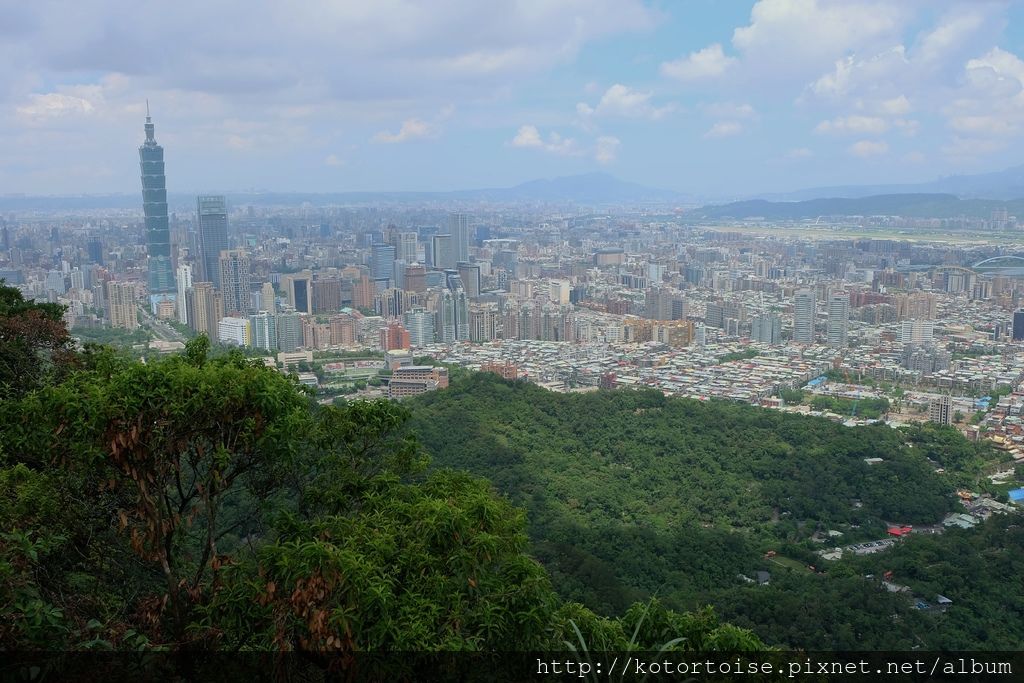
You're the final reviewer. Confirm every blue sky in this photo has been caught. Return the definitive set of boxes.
[3,0,1024,197]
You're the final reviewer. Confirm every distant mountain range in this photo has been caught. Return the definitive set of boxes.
[759,164,1024,202]
[0,173,688,211]
[691,193,1024,221]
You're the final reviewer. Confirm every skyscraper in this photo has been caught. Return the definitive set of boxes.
[185,282,222,338]
[197,196,229,288]
[751,313,782,344]
[107,281,138,330]
[371,243,396,283]
[827,292,849,348]
[176,264,193,325]
[218,250,251,315]
[139,108,176,307]
[398,232,418,262]
[449,213,471,264]
[1014,310,1024,341]
[793,289,816,344]
[432,234,454,270]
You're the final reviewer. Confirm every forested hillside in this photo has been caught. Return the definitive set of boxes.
[409,373,1024,649]
[0,284,765,657]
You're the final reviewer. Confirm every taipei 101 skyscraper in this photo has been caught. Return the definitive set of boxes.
[139,102,176,311]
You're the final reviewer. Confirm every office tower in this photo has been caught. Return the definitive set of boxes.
[403,308,436,347]
[186,282,222,338]
[139,109,176,306]
[405,264,427,293]
[86,238,103,265]
[379,322,411,351]
[370,243,396,283]
[392,259,407,291]
[1015,311,1024,341]
[793,289,816,344]
[282,274,312,314]
[827,292,849,348]
[432,234,455,270]
[45,270,65,294]
[276,312,303,352]
[69,269,84,292]
[928,395,953,425]
[196,195,228,287]
[260,282,277,313]
[106,281,138,330]
[249,311,278,351]
[175,264,193,325]
[398,232,418,262]
[457,262,482,299]
[376,288,410,318]
[449,213,471,264]
[218,250,251,315]
[312,277,343,314]
[751,313,782,344]
[217,317,251,347]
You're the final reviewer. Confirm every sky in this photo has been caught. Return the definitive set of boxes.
[4,0,1024,197]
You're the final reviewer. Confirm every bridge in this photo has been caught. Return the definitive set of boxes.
[895,256,1024,276]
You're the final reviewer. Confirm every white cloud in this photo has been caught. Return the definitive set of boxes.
[594,136,620,164]
[704,121,744,139]
[848,139,888,157]
[876,95,912,116]
[786,147,813,159]
[372,118,434,143]
[731,0,909,82]
[15,93,95,121]
[661,44,737,81]
[815,115,889,135]
[509,125,579,156]
[702,102,757,119]
[577,83,674,120]
[324,153,344,166]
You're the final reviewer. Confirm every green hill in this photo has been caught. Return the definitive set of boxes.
[409,373,1023,649]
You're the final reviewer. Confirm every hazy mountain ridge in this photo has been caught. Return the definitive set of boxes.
[692,193,1024,221]
[761,164,1024,202]
[0,173,687,211]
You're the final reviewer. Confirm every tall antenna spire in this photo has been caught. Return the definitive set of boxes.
[146,98,151,120]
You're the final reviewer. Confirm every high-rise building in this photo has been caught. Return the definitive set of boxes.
[432,234,455,270]
[751,314,782,344]
[827,292,849,348]
[379,322,411,351]
[259,282,277,313]
[107,281,138,330]
[899,319,935,344]
[403,308,436,347]
[218,250,251,315]
[448,213,471,264]
[175,264,193,325]
[276,312,303,352]
[793,289,816,344]
[139,110,176,306]
[218,317,251,346]
[282,273,312,314]
[370,243,396,283]
[86,238,104,265]
[457,262,482,299]
[312,277,343,314]
[1014,310,1024,341]
[398,232,418,262]
[196,195,228,287]
[928,395,953,425]
[249,311,277,351]
[185,282,222,338]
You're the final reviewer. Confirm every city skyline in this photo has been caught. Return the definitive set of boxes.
[6,1,1024,197]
